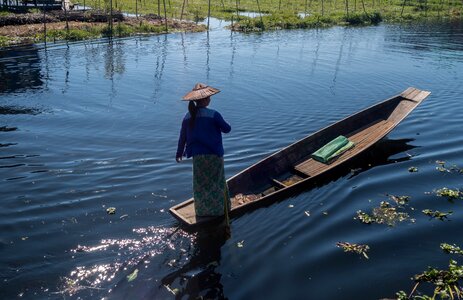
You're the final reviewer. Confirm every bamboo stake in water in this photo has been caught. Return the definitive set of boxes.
[345,0,349,17]
[109,0,113,36]
[162,0,167,32]
[235,0,240,20]
[256,0,263,27]
[43,5,47,46]
[207,0,211,30]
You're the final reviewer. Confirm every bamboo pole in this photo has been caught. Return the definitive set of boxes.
[180,0,186,20]
[256,0,263,26]
[64,2,69,35]
[207,0,211,30]
[360,0,367,15]
[400,0,406,16]
[43,4,47,46]
[109,0,113,36]
[136,0,138,18]
[162,0,167,32]
[345,0,349,17]
[157,0,160,16]
[235,0,240,20]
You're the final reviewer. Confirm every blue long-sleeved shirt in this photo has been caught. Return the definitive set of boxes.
[176,107,231,158]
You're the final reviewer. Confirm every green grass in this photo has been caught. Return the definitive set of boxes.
[82,0,463,31]
[0,36,11,47]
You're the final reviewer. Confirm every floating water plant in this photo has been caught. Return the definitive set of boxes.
[422,209,452,221]
[387,194,411,206]
[441,243,463,255]
[355,195,413,226]
[336,242,369,259]
[408,166,418,172]
[395,260,463,300]
[435,188,463,201]
[435,160,463,174]
[106,207,116,214]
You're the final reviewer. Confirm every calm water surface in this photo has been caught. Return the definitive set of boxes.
[1,19,463,299]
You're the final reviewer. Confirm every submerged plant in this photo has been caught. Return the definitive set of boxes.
[336,242,369,259]
[435,188,463,201]
[422,209,452,221]
[441,243,463,256]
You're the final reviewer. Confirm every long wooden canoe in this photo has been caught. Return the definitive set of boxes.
[170,87,431,226]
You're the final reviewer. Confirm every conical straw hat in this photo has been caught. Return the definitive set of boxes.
[182,83,220,101]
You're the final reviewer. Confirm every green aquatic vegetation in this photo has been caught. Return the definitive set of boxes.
[106,207,116,214]
[355,210,374,224]
[336,242,369,259]
[422,209,452,221]
[0,36,11,47]
[435,160,463,174]
[394,260,463,300]
[355,196,413,226]
[435,188,463,201]
[441,243,463,255]
[409,166,419,172]
[387,194,411,206]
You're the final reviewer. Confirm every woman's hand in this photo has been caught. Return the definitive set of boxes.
[176,156,182,163]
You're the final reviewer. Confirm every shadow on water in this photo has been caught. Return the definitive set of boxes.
[0,45,44,94]
[160,226,231,299]
[157,138,416,299]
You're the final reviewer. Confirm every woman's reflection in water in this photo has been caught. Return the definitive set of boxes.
[161,223,231,299]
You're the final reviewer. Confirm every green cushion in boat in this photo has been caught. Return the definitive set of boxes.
[311,135,355,164]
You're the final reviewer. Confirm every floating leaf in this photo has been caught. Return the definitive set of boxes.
[435,161,463,174]
[127,269,138,282]
[387,194,411,206]
[288,204,294,208]
[106,207,116,214]
[422,209,452,221]
[237,240,244,248]
[336,242,369,259]
[435,188,463,201]
[355,196,413,226]
[322,211,328,215]
[304,211,311,217]
[355,210,374,224]
[408,166,418,172]
[441,243,463,255]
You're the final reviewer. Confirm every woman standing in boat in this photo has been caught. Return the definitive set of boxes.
[176,83,232,218]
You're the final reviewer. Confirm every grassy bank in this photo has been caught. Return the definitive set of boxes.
[81,0,462,31]
[0,13,205,47]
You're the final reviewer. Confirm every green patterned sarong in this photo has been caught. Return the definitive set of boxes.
[193,154,231,217]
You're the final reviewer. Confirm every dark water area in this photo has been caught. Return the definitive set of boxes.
[1,19,463,299]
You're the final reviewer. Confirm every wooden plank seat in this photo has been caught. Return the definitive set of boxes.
[294,120,395,177]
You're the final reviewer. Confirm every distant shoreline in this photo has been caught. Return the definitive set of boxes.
[0,10,206,48]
